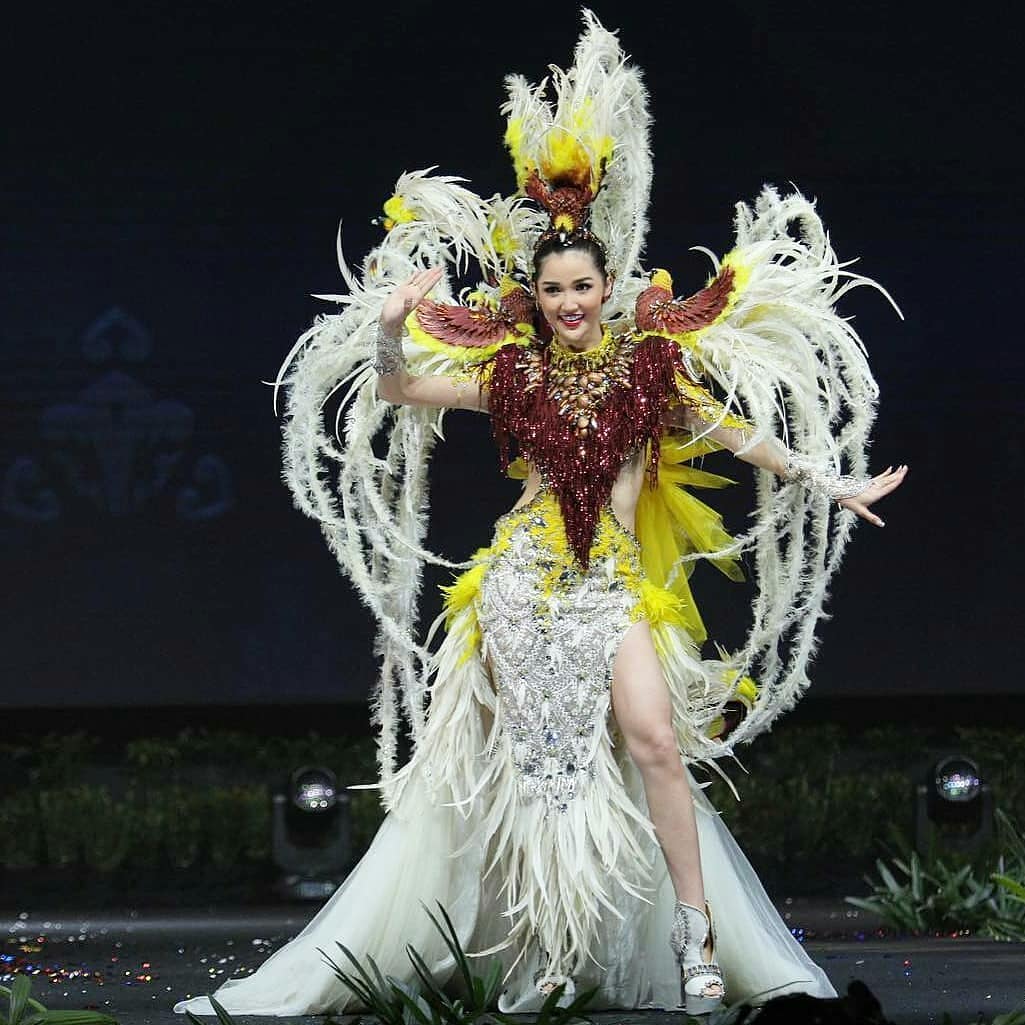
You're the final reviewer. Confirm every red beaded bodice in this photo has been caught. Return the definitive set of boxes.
[485,330,684,566]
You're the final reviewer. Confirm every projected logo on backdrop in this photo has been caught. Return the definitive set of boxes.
[2,307,233,522]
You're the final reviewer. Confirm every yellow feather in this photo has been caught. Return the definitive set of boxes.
[505,457,530,480]
[635,435,747,646]
[491,226,517,261]
[504,118,534,190]
[651,268,673,291]
[441,563,487,623]
[382,195,417,232]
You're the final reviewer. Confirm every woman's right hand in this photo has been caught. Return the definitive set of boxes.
[379,267,445,337]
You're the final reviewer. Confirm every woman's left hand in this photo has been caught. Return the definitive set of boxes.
[838,464,908,527]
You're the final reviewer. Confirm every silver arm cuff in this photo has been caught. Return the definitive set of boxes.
[373,322,407,376]
[784,453,871,502]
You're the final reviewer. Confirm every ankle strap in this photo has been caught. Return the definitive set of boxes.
[682,962,722,982]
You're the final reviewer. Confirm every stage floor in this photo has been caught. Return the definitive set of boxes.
[3,904,1023,1024]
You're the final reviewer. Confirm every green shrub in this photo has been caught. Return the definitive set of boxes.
[2,721,1021,898]
[847,811,1025,940]
[1,976,117,1025]
[0,792,41,870]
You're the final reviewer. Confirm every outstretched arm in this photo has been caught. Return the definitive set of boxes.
[375,268,489,412]
[677,407,908,528]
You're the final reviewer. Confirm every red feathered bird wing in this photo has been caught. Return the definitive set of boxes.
[635,264,737,337]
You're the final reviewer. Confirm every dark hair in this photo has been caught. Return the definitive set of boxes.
[532,233,609,282]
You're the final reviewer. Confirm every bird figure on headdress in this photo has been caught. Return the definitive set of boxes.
[634,265,740,343]
[524,168,597,237]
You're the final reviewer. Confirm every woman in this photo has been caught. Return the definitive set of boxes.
[176,11,904,1017]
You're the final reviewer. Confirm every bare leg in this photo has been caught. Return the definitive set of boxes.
[612,620,704,905]
[612,621,721,995]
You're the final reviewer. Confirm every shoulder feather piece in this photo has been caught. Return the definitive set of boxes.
[633,256,749,349]
[407,277,536,364]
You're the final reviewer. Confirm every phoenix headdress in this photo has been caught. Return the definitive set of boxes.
[273,10,897,794]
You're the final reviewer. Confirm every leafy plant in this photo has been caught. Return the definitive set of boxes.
[176,950,1025,1025]
[0,977,117,1025]
[182,994,233,1025]
[989,1004,1025,1025]
[846,811,1025,940]
[403,903,506,1024]
[318,902,597,1025]
[940,1003,1025,1025]
[994,873,1025,903]
[321,943,417,1025]
[989,810,1025,936]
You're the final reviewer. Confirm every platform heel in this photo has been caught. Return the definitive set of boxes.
[669,900,725,1015]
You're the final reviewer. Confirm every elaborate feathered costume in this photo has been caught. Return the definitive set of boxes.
[176,10,896,1017]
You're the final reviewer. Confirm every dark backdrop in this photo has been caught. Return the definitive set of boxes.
[2,0,1021,711]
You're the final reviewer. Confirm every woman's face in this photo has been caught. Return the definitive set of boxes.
[533,249,611,350]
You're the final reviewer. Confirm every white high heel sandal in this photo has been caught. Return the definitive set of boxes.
[670,900,725,1014]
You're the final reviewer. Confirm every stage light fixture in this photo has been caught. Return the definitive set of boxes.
[291,767,338,812]
[933,756,982,804]
[915,753,993,855]
[271,765,352,900]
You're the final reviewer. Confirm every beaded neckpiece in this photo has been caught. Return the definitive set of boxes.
[487,331,683,566]
[522,329,637,440]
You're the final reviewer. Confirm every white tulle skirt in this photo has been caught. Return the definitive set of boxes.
[174,763,833,1016]
[176,502,835,1015]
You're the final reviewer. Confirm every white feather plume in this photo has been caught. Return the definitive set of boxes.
[669,185,900,754]
[500,9,652,306]
[274,12,897,807]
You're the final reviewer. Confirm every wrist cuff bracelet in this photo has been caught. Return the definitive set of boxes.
[784,453,870,502]
[373,322,407,376]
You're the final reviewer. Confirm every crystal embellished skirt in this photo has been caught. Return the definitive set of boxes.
[476,493,643,815]
[175,490,837,1016]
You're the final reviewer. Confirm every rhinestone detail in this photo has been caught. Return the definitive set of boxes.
[477,514,639,812]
